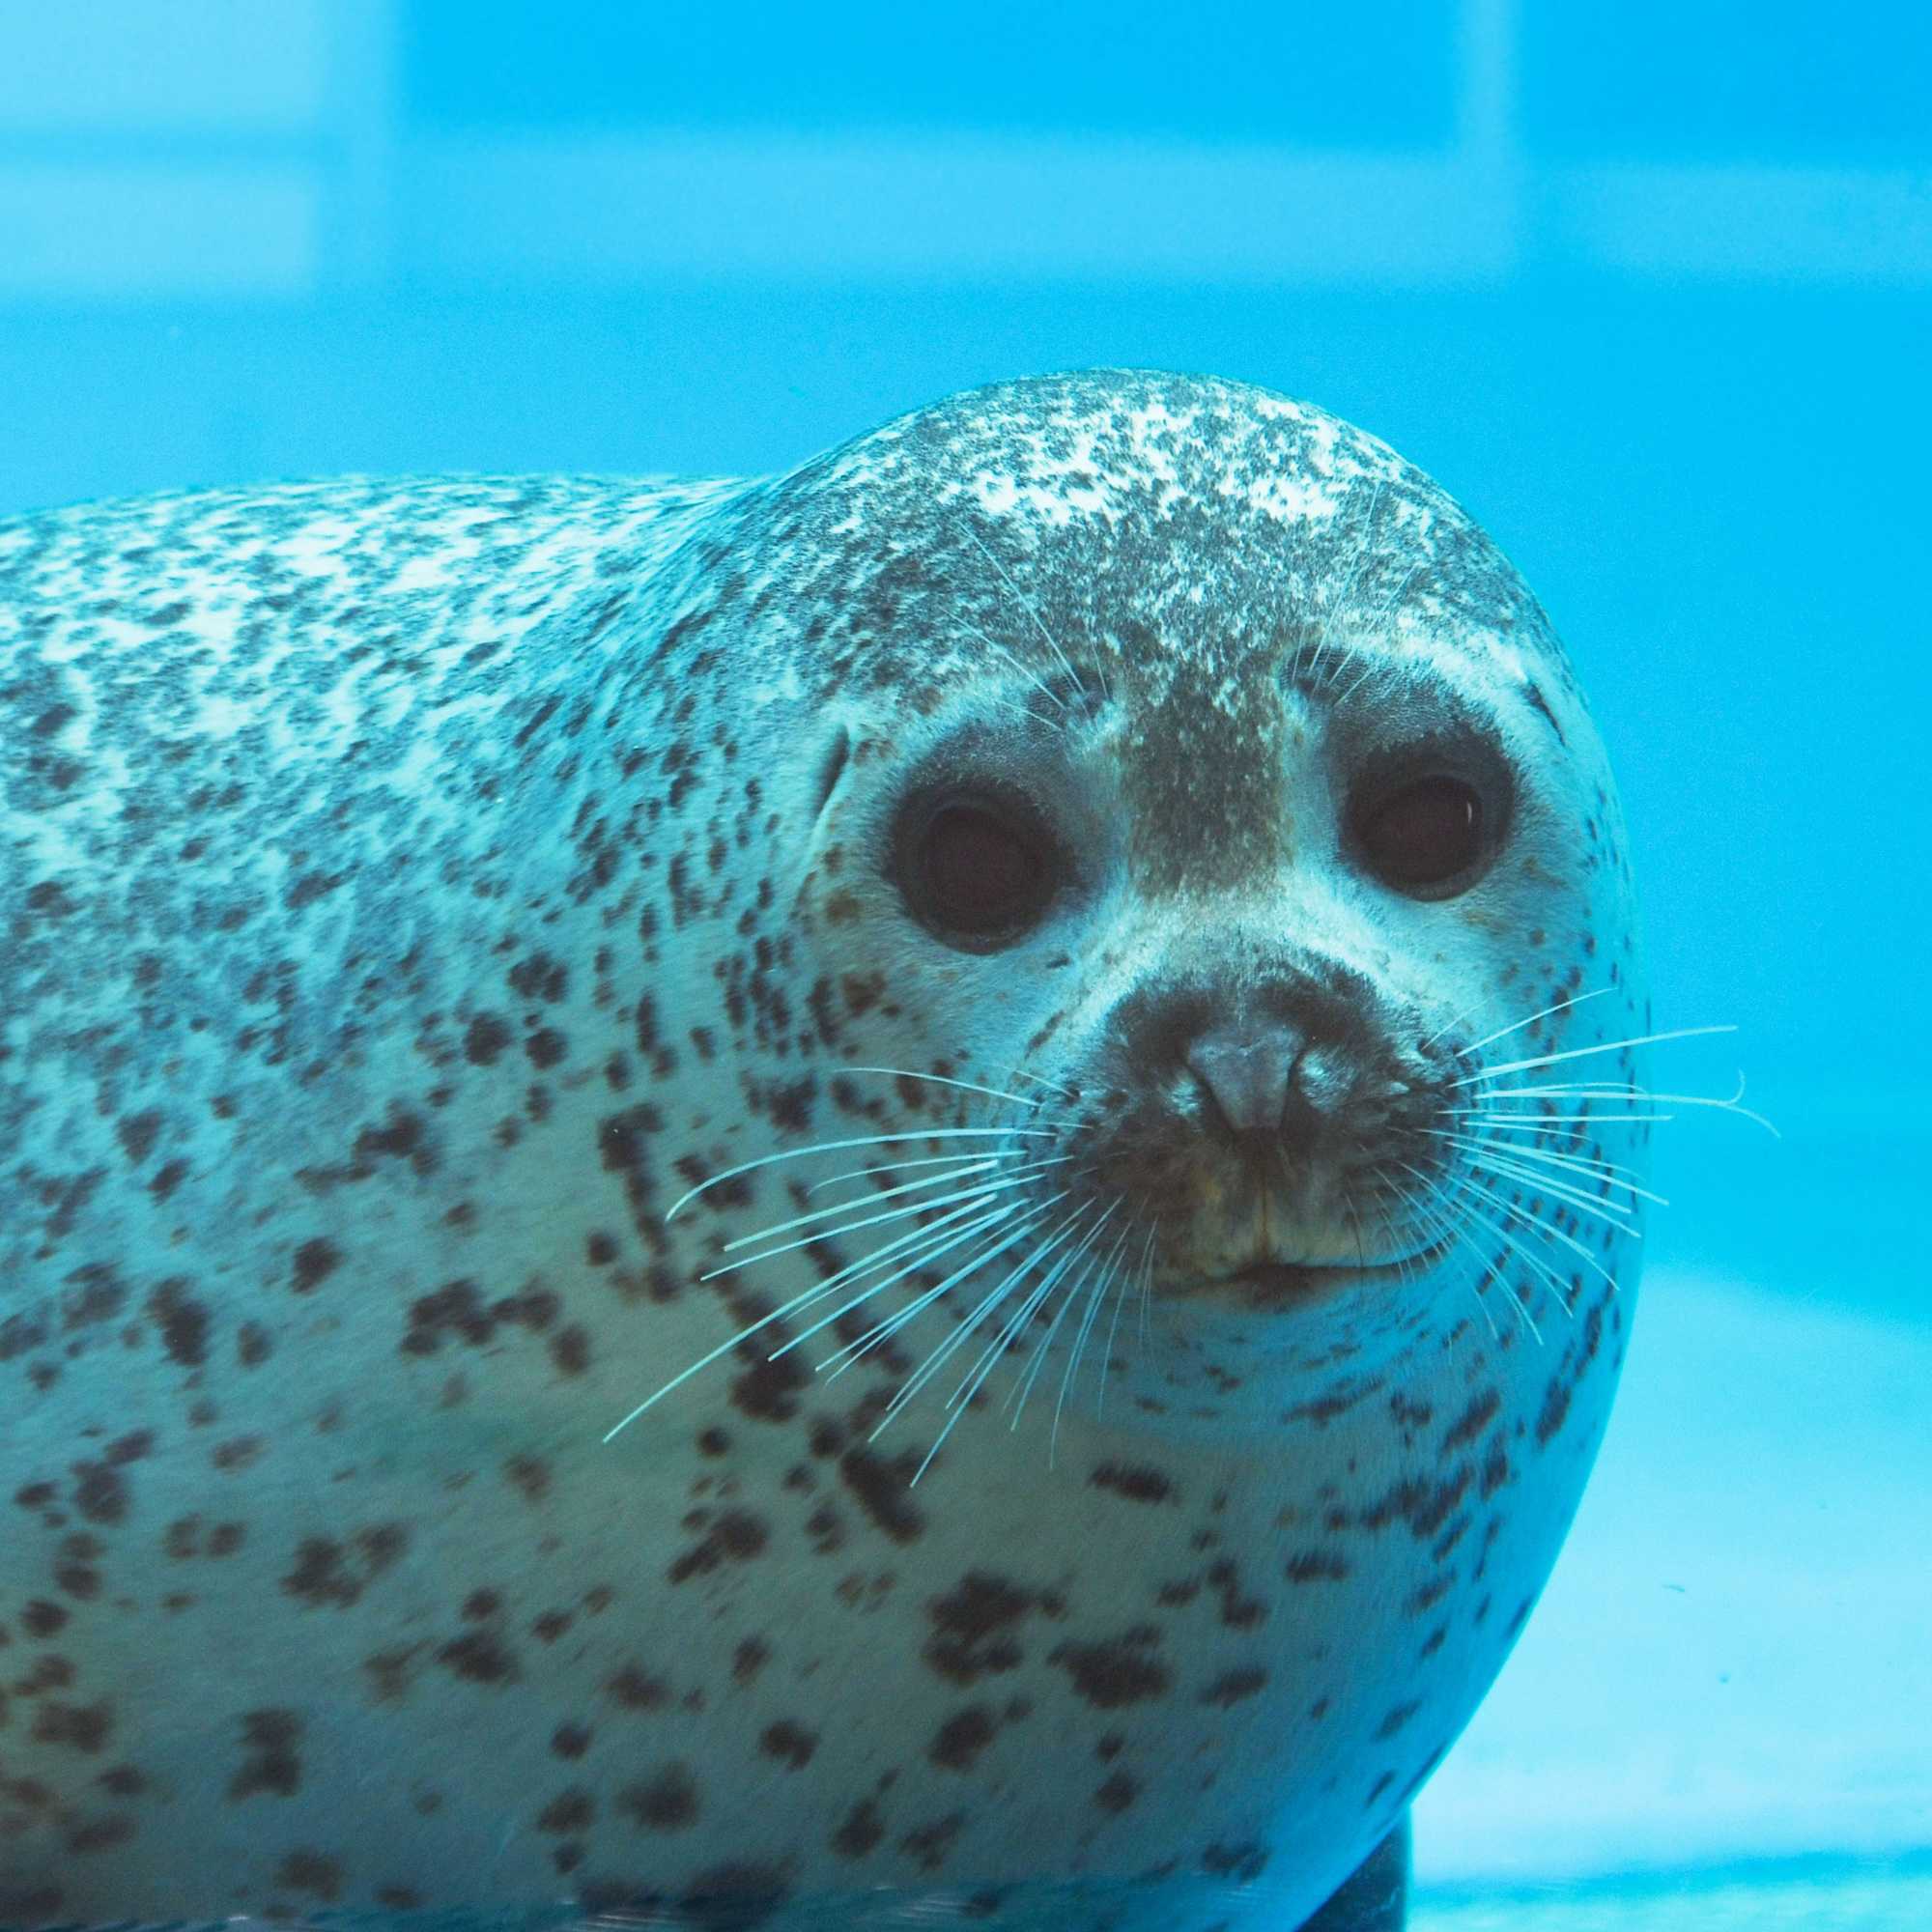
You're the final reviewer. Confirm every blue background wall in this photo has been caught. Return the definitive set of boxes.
[4,6,1924,1243]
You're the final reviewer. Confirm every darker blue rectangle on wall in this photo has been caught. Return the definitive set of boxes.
[1522,0,1932,160]
[403,0,1460,149]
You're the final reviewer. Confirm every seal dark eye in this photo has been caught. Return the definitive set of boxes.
[1352,774,1487,895]
[898,790,1058,950]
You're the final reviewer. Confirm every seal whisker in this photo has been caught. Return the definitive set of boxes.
[1458,1208,1548,1343]
[806,1218,1023,1374]
[1447,1108,1679,1130]
[608,1191,1031,1440]
[1456,1022,1738,1087]
[1445,1169,1622,1298]
[1462,1153,1642,1239]
[1138,1214,1163,1352]
[953,617,1070,714]
[1465,1075,1777,1133]
[989,1206,1122,1426]
[1419,1000,1480,1050]
[875,1199,1093,1436]
[1434,1133,1650,1220]
[720,1151,1068,1255]
[718,1156,1005,1252]
[899,1206,1104,1484]
[1096,1219,1159,1420]
[1388,1165,1477,1296]
[961,524,1092,702]
[805,1149,1032,1197]
[815,1190,1082,1376]
[1469,1228,1547,1341]
[1415,1181,1535,1341]
[664,1126,1054,1220]
[1006,1065,1080,1100]
[1345,1194,1371,1270]
[1456,1151,1637,1243]
[1320,478,1384,651]
[1462,984,1617,1054]
[1331,655,1388,710]
[934,1204,1103,1425]
[1005,1205,1122,1424]
[841,1065,1047,1111]
[1432,1128,1666,1204]
[1050,1221,1136,1464]
[700,1165,1053,1281]
[1405,1163,1561,1341]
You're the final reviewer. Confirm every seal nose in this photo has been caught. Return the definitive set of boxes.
[1185,1014,1357,1147]
[1186,1020,1301,1138]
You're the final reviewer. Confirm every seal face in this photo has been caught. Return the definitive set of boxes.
[0,372,1648,1929]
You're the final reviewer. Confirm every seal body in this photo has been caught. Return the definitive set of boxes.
[0,373,1646,1929]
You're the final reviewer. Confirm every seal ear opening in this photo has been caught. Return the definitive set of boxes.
[810,722,852,827]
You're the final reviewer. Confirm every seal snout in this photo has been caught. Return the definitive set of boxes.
[1073,959,1449,1299]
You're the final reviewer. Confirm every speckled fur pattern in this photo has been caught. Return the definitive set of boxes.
[0,371,1646,1929]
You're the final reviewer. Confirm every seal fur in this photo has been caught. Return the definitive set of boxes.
[0,371,1649,1928]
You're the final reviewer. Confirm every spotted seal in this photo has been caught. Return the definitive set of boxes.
[0,371,1655,1930]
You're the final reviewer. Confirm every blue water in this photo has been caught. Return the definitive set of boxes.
[2,3,1926,1927]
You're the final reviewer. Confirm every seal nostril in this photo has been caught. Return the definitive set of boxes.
[1293,1041,1356,1116]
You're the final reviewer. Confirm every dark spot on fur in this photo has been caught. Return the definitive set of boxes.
[1285,1548,1350,1584]
[1198,1665,1267,1706]
[280,1524,409,1608]
[275,1848,345,1900]
[1375,1699,1422,1740]
[838,1447,924,1545]
[1201,1841,1269,1884]
[508,950,568,1004]
[229,1709,303,1798]
[900,1809,966,1872]
[30,1700,112,1752]
[465,1013,514,1065]
[1049,1628,1171,1708]
[924,1572,1037,1686]
[1090,1462,1172,1504]
[146,1277,210,1367]
[832,1797,885,1859]
[286,870,345,912]
[538,1788,595,1833]
[607,1663,671,1711]
[440,1623,522,1685]
[505,1453,553,1502]
[760,1720,817,1769]
[69,1461,128,1525]
[619,1762,700,1830]
[1535,1376,1574,1444]
[291,1236,342,1293]
[668,1509,769,1585]
[1442,1388,1502,1452]
[929,1706,995,1771]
